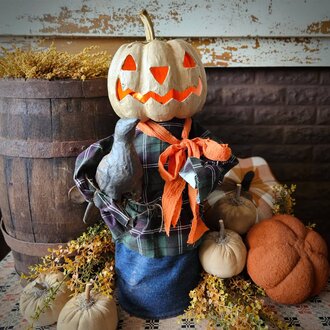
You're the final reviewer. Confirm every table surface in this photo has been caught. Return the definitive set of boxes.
[0,252,330,330]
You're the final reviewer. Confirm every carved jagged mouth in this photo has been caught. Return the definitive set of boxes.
[116,77,203,104]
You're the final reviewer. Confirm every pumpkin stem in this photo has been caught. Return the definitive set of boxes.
[236,183,242,199]
[34,282,46,291]
[218,219,226,241]
[140,9,155,42]
[85,282,93,303]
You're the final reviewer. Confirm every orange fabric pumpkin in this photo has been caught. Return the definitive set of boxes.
[246,214,329,304]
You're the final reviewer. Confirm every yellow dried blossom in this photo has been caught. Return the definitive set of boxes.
[23,222,115,298]
[272,184,296,215]
[0,44,111,80]
[183,272,293,329]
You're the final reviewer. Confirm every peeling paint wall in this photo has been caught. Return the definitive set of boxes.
[0,0,329,67]
[1,0,330,37]
[191,37,329,67]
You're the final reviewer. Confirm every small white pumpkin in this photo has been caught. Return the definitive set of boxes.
[57,283,118,330]
[205,183,257,235]
[199,220,247,278]
[20,271,71,326]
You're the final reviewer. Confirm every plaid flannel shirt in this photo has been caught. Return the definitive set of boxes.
[74,118,237,258]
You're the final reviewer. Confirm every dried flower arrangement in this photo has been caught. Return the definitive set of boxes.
[0,44,111,80]
[183,273,292,330]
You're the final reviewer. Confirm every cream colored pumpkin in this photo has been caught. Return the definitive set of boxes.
[108,10,207,122]
[20,271,71,326]
[205,184,257,234]
[57,283,118,330]
[199,220,247,278]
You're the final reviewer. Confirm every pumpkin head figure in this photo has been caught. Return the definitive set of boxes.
[108,10,207,122]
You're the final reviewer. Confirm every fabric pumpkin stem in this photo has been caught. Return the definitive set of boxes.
[218,219,226,242]
[236,183,242,199]
[139,10,155,42]
[34,282,47,291]
[85,283,92,304]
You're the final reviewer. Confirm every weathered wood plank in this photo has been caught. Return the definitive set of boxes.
[52,157,87,239]
[26,99,52,142]
[0,157,14,236]
[190,37,330,67]
[1,36,329,67]
[27,156,87,243]
[5,158,35,242]
[0,0,329,37]
[27,159,55,242]
[51,98,96,141]
[91,98,119,138]
[0,79,83,98]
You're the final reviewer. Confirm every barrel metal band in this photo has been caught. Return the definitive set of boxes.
[1,218,67,257]
[0,138,95,158]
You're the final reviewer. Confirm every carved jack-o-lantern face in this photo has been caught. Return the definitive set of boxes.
[108,12,207,122]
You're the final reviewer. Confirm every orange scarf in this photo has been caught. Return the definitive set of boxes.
[137,118,232,244]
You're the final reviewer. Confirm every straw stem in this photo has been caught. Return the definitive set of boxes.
[139,9,155,41]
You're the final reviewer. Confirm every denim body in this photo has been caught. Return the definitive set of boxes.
[115,242,202,319]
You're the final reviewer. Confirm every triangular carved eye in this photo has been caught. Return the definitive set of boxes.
[122,55,137,70]
[150,66,169,84]
[183,51,196,68]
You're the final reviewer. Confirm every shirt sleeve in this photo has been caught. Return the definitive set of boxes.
[179,119,238,203]
[74,135,114,202]
[73,135,133,239]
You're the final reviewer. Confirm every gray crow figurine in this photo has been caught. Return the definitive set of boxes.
[95,118,143,203]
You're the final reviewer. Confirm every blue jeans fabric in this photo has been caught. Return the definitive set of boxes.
[115,242,202,319]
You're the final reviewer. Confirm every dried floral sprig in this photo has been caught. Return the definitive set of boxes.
[0,44,111,80]
[183,272,293,330]
[272,184,296,215]
[25,274,69,330]
[22,222,115,298]
[306,222,317,229]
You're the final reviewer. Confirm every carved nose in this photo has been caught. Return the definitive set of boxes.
[150,66,169,85]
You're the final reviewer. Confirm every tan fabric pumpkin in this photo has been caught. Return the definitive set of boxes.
[247,214,330,304]
[57,283,118,330]
[199,220,247,278]
[108,10,207,122]
[20,271,71,326]
[204,184,257,234]
[221,157,278,221]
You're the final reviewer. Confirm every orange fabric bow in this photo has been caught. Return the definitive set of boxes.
[137,118,232,244]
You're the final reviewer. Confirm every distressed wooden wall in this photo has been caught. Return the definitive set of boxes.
[0,0,329,66]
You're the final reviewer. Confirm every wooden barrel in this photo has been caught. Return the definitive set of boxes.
[0,78,117,274]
